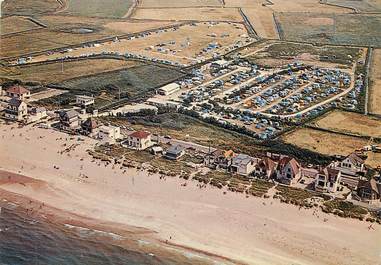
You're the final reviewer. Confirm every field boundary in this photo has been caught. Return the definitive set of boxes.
[0,22,193,61]
[238,8,259,38]
[364,47,373,115]
[319,0,358,13]
[0,17,47,37]
[306,124,381,143]
[272,13,283,40]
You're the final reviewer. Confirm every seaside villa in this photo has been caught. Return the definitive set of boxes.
[5,85,30,101]
[315,167,342,193]
[122,131,153,150]
[4,98,28,121]
[98,125,121,143]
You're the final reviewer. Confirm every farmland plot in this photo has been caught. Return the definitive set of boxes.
[131,7,243,21]
[275,13,381,47]
[57,64,184,98]
[138,0,222,8]
[282,128,367,156]
[1,17,42,35]
[369,49,381,115]
[241,8,278,39]
[326,0,381,12]
[0,59,141,85]
[60,0,134,18]
[1,0,62,16]
[1,29,113,58]
[269,0,350,13]
[313,110,381,138]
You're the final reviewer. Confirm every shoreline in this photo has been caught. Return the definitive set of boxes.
[0,123,380,265]
[0,181,237,265]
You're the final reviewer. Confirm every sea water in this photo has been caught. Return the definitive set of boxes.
[0,205,213,265]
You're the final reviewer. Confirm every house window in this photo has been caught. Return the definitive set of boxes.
[329,182,334,187]
[286,173,291,179]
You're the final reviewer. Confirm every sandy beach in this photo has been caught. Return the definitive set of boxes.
[0,123,380,265]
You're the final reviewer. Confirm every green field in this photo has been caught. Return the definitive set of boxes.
[327,0,381,12]
[275,13,381,47]
[1,0,61,16]
[0,59,141,85]
[248,42,360,65]
[58,64,184,97]
[62,0,134,18]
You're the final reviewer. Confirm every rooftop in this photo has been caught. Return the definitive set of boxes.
[129,130,151,139]
[6,85,30,95]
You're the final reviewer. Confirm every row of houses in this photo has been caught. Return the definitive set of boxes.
[58,110,187,161]
[57,110,381,204]
[204,147,380,203]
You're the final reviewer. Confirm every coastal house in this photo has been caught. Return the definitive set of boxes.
[76,95,95,108]
[330,152,366,188]
[275,156,301,185]
[59,109,80,131]
[4,98,28,121]
[230,154,257,176]
[81,117,98,136]
[6,85,30,100]
[254,157,276,179]
[204,149,235,170]
[314,167,341,193]
[27,107,47,123]
[356,178,381,203]
[123,130,153,150]
[98,125,121,143]
[164,145,185,160]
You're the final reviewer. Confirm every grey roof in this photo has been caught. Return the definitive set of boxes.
[232,154,254,166]
[8,97,23,107]
[166,145,185,155]
[60,109,79,119]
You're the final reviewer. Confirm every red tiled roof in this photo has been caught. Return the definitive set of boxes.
[277,156,301,175]
[129,131,151,139]
[6,85,30,95]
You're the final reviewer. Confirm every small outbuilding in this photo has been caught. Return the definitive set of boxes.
[164,145,185,160]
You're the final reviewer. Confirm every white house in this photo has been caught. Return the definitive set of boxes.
[27,107,47,123]
[329,153,366,188]
[315,168,342,193]
[157,83,180,96]
[98,125,121,143]
[122,130,153,150]
[4,98,28,121]
[230,154,257,176]
[76,95,95,108]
